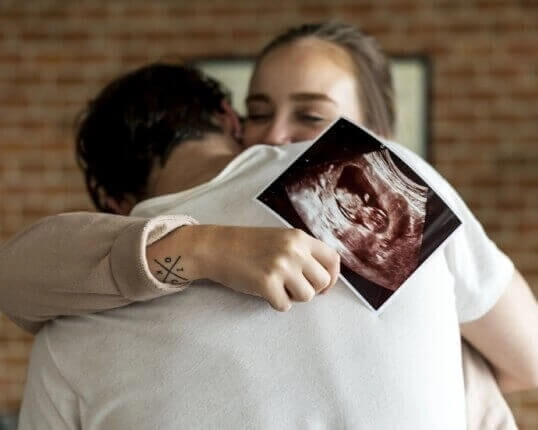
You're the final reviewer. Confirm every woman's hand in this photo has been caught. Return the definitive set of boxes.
[146,225,341,312]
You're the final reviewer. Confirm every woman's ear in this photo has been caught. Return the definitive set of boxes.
[104,196,135,215]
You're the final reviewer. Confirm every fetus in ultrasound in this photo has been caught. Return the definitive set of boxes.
[285,149,428,291]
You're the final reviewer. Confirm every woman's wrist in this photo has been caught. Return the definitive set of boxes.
[145,224,207,286]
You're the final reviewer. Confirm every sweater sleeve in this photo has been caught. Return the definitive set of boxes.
[0,212,198,334]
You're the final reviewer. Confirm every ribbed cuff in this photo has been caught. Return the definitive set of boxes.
[110,215,199,301]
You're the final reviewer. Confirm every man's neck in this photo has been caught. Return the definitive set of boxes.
[148,133,243,198]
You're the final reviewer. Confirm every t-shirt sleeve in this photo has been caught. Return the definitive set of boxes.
[440,188,514,323]
[0,212,198,334]
[390,144,515,323]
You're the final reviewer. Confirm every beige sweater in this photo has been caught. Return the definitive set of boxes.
[0,212,196,334]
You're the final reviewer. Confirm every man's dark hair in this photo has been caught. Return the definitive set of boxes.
[75,63,230,212]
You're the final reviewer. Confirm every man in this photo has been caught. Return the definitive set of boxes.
[16,63,530,429]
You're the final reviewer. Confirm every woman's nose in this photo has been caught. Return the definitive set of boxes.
[260,118,292,146]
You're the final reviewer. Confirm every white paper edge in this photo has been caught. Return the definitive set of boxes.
[251,116,463,315]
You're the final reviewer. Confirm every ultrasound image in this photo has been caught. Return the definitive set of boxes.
[285,149,427,291]
[257,118,461,310]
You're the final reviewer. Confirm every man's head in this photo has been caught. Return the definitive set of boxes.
[75,63,241,214]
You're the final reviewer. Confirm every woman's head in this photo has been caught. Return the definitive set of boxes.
[243,21,395,147]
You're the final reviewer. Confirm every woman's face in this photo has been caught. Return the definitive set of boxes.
[243,38,363,147]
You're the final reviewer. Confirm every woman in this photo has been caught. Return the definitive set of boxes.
[243,21,531,427]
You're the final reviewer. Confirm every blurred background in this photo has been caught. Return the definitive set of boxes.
[0,0,536,428]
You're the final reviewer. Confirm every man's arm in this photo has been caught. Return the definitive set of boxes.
[461,270,538,393]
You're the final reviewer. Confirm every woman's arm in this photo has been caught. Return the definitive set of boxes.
[146,224,340,312]
[1,213,339,334]
[0,212,197,333]
[460,270,538,392]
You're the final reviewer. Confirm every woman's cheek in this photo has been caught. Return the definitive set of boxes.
[241,124,261,147]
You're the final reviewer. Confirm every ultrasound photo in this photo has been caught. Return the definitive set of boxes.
[256,118,462,311]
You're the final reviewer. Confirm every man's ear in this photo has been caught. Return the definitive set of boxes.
[217,99,242,139]
[104,196,135,215]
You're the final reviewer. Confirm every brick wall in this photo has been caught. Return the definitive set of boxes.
[0,0,537,426]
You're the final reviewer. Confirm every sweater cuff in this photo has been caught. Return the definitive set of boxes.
[110,215,199,301]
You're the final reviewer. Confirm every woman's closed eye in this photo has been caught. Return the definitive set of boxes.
[294,103,334,124]
[295,112,327,123]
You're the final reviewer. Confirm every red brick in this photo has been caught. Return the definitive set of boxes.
[508,41,538,56]
[60,31,91,42]
[488,66,525,79]
[338,4,374,15]
[0,53,23,63]
[182,29,221,41]
[19,30,52,42]
[231,29,261,40]
[439,66,477,79]
[121,6,165,19]
[38,7,70,20]
[475,0,515,11]
[71,7,109,19]
[204,6,258,18]
[388,1,420,13]
[298,4,335,17]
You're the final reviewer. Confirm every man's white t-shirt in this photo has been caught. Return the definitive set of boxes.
[19,142,513,430]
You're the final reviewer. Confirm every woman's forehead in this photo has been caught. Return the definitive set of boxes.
[257,39,354,78]
[250,38,357,96]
